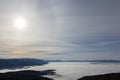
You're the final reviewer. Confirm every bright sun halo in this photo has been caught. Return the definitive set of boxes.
[14,17,26,30]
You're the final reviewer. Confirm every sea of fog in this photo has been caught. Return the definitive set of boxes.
[0,62,120,80]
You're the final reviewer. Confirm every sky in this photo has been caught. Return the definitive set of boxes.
[0,0,120,60]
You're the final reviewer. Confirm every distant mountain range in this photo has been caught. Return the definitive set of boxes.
[47,60,120,63]
[0,58,120,70]
[0,58,48,69]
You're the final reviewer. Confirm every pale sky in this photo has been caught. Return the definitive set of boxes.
[0,0,120,60]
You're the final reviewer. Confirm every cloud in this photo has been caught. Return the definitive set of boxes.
[0,0,120,60]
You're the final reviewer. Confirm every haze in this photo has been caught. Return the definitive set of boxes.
[0,0,120,60]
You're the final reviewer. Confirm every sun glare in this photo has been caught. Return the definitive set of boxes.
[14,17,26,30]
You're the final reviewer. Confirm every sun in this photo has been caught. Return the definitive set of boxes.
[14,17,26,30]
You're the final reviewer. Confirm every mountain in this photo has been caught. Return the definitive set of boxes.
[78,73,120,80]
[0,58,48,69]
[47,59,120,63]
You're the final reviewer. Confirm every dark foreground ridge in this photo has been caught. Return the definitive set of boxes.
[0,58,48,69]
[0,70,55,80]
[78,73,120,80]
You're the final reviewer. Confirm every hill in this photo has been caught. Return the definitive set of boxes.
[0,70,55,80]
[0,58,48,69]
[78,73,120,80]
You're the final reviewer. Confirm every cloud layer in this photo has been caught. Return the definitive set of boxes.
[0,0,120,60]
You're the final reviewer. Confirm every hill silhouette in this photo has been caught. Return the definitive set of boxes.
[0,70,55,80]
[78,73,120,80]
[0,58,48,69]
